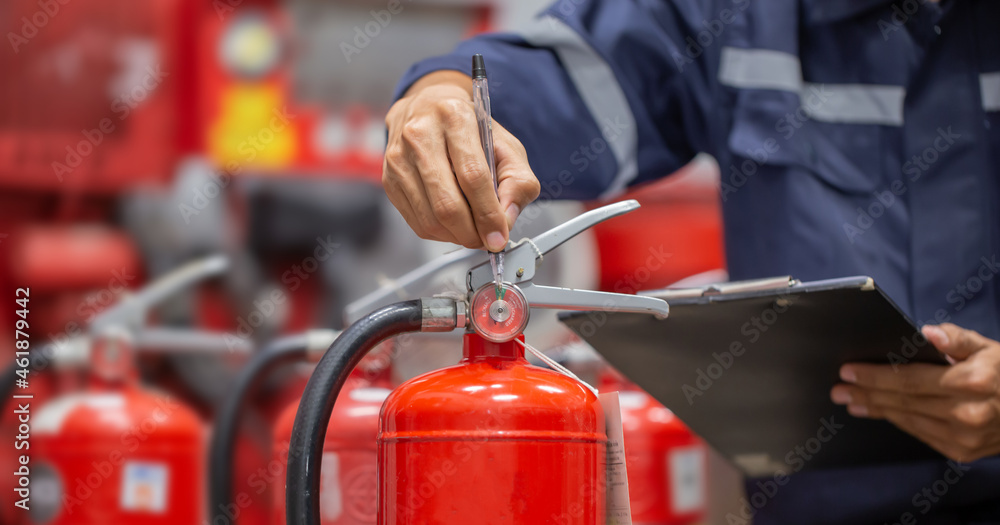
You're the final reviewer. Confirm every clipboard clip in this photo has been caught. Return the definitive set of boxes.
[638,276,799,300]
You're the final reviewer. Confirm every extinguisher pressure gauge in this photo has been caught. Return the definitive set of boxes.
[470,283,529,343]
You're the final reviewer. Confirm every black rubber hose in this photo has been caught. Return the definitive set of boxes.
[0,362,19,404]
[208,334,310,525]
[286,300,422,525]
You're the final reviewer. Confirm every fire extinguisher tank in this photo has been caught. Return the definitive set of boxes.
[32,382,203,525]
[377,333,607,525]
[273,372,390,525]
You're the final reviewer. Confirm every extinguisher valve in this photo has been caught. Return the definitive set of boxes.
[464,200,670,342]
[345,202,669,345]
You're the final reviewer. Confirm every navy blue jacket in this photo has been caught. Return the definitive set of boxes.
[395,0,1000,522]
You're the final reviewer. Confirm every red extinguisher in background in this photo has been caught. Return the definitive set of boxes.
[26,256,242,525]
[529,342,709,525]
[285,201,672,525]
[5,331,244,525]
[208,329,338,525]
[31,328,205,525]
[207,333,397,525]
[601,370,707,524]
[270,347,393,525]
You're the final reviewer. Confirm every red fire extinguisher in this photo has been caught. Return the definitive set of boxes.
[601,371,707,524]
[208,330,337,525]
[17,255,241,525]
[31,328,204,525]
[271,351,393,525]
[207,335,392,525]
[285,200,672,525]
[206,329,414,525]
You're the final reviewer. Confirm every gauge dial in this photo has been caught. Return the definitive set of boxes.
[470,283,529,343]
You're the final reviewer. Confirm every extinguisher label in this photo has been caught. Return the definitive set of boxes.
[120,462,168,513]
[668,446,706,513]
[599,392,633,525]
[348,387,393,404]
[320,452,343,521]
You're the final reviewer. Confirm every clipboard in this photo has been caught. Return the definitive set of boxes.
[559,276,948,476]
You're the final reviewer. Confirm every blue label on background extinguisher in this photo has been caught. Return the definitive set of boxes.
[121,461,168,513]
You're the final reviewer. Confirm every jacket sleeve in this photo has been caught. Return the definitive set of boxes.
[393,0,721,200]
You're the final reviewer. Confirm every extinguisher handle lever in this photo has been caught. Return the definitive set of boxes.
[527,199,639,257]
[468,200,640,290]
[520,283,669,319]
[465,199,669,319]
[92,254,229,333]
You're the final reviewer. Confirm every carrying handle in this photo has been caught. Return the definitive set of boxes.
[468,200,640,290]
[467,200,668,319]
[92,254,229,333]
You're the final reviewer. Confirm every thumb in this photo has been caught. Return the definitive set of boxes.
[493,127,540,231]
[922,323,990,362]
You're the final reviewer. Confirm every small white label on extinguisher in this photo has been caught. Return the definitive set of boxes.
[599,392,633,525]
[320,452,344,521]
[120,461,168,513]
[668,446,706,513]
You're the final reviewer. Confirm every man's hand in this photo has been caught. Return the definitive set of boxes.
[383,71,541,251]
[831,323,1000,462]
